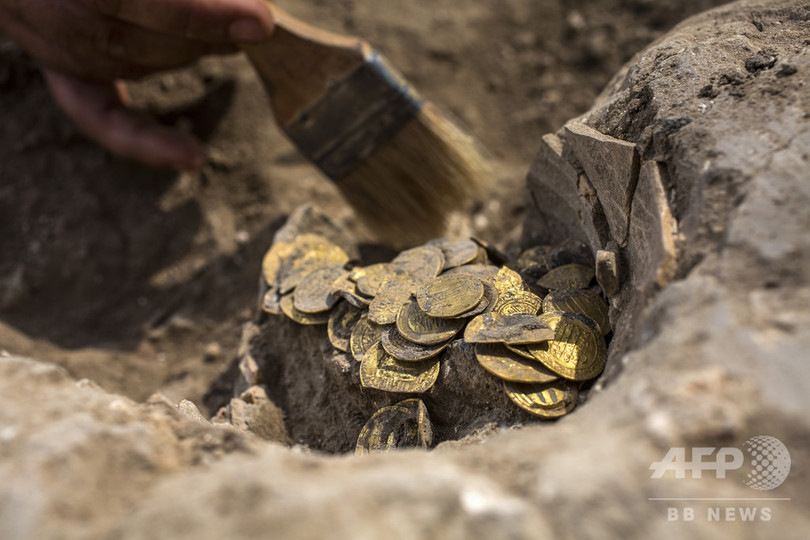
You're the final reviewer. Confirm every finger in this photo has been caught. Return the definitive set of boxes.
[3,1,210,80]
[78,14,239,71]
[43,69,206,170]
[82,0,274,43]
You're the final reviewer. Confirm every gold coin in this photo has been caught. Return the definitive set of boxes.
[491,266,527,295]
[279,293,331,325]
[391,245,445,282]
[515,245,553,272]
[442,264,501,282]
[503,379,578,418]
[450,292,490,319]
[446,281,497,319]
[523,313,606,381]
[396,299,465,346]
[368,279,418,325]
[427,238,481,269]
[261,240,296,287]
[359,342,440,393]
[417,274,484,318]
[542,288,610,335]
[464,312,554,345]
[491,290,544,316]
[554,310,601,333]
[535,263,594,291]
[355,263,413,298]
[328,301,365,353]
[355,398,433,455]
[261,287,283,315]
[475,343,558,384]
[350,315,385,363]
[292,265,346,314]
[381,325,450,362]
[347,266,367,282]
[505,343,535,360]
[278,235,351,294]
[330,272,371,308]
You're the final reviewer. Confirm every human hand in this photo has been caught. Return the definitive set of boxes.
[0,0,274,169]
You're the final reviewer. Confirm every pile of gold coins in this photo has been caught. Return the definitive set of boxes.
[260,235,610,454]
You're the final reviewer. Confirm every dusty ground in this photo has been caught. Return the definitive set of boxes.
[0,0,729,412]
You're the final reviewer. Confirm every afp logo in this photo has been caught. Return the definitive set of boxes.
[650,436,791,490]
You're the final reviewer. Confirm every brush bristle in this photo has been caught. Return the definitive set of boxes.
[334,102,492,247]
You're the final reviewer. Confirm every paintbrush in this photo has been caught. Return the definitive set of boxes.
[240,2,491,246]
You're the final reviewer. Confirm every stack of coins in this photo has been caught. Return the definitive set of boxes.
[260,235,610,451]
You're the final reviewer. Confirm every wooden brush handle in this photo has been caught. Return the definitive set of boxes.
[240,2,372,127]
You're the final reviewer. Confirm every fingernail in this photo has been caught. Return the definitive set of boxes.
[229,18,270,42]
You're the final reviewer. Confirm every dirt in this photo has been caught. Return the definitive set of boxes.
[0,0,730,412]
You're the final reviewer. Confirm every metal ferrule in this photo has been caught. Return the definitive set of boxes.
[284,51,424,180]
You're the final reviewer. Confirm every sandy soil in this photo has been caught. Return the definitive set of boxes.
[0,0,729,412]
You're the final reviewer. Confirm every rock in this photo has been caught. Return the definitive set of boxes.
[0,356,258,540]
[626,160,679,291]
[235,322,262,394]
[523,133,611,252]
[562,122,640,243]
[176,399,210,424]
[223,386,291,444]
[595,243,620,298]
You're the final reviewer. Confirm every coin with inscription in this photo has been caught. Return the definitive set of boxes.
[417,273,484,318]
[464,312,554,345]
[515,245,553,272]
[261,240,296,287]
[475,343,559,384]
[279,293,331,325]
[396,299,465,345]
[293,265,346,314]
[277,235,351,294]
[535,263,595,291]
[449,291,491,319]
[381,325,450,362]
[350,315,385,363]
[542,288,610,335]
[328,301,365,353]
[355,263,408,297]
[442,264,501,282]
[492,266,526,295]
[355,398,433,455]
[391,245,445,282]
[359,342,440,393]
[427,238,481,269]
[523,312,606,380]
[368,279,419,325]
[491,289,544,316]
[503,379,579,418]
